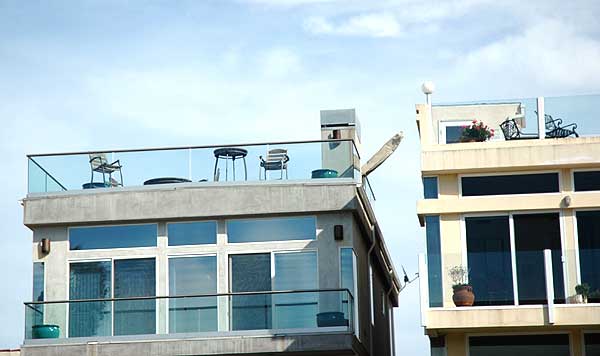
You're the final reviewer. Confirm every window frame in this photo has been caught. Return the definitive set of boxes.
[458,170,562,198]
[423,176,439,199]
[438,120,472,144]
[460,210,567,307]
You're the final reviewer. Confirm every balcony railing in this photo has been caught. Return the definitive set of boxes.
[27,139,360,194]
[432,93,600,144]
[24,289,354,341]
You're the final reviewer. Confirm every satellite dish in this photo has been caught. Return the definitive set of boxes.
[361,132,404,177]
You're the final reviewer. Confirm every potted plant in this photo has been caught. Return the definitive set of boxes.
[574,283,590,303]
[449,265,474,307]
[460,120,495,142]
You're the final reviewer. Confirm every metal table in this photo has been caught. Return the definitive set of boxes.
[213,148,248,181]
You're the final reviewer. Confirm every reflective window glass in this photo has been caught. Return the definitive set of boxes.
[69,224,157,250]
[227,217,316,243]
[168,221,217,246]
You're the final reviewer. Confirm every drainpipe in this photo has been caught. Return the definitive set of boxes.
[386,269,396,356]
[367,225,376,356]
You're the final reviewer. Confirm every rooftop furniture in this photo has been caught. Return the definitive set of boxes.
[311,169,338,179]
[259,148,289,180]
[89,153,123,187]
[499,118,539,140]
[213,148,248,181]
[544,113,579,138]
[143,177,192,185]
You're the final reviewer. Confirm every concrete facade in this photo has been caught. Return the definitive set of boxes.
[416,100,600,356]
[21,179,399,356]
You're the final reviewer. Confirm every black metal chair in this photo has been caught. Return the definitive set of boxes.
[500,118,538,140]
[544,113,579,138]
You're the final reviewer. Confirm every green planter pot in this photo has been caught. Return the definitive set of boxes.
[32,324,60,339]
[311,169,338,179]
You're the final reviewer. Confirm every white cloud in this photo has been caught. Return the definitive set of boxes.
[259,48,302,77]
[305,13,403,38]
[445,19,600,98]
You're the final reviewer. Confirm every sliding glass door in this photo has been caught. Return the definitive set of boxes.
[466,216,513,306]
[230,254,272,330]
[69,261,112,337]
[169,256,217,333]
[114,258,156,335]
[465,212,564,306]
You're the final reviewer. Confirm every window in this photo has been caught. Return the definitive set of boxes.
[227,216,316,243]
[114,258,156,335]
[574,171,600,192]
[425,216,443,307]
[31,262,44,334]
[461,173,559,196]
[577,211,600,302]
[585,333,600,356]
[465,213,564,306]
[439,121,471,144]
[168,221,217,246]
[514,213,564,304]
[466,216,514,306]
[69,224,157,250]
[469,334,570,356]
[229,251,318,331]
[430,336,446,356]
[423,177,439,199]
[341,248,358,337]
[69,261,112,337]
[169,256,217,333]
[230,254,272,330]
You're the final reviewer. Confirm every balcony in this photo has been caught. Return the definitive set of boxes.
[27,139,360,195]
[417,94,600,174]
[24,289,354,346]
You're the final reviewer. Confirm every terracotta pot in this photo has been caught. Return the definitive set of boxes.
[452,285,475,307]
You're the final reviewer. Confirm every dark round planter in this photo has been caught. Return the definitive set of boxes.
[452,285,475,307]
[82,182,110,189]
[316,312,348,327]
[311,169,339,179]
[32,324,60,339]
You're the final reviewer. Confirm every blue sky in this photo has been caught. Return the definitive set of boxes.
[1,0,600,353]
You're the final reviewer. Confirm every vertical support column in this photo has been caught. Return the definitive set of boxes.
[217,221,229,332]
[156,222,168,334]
[418,253,428,327]
[544,249,555,324]
[537,97,546,140]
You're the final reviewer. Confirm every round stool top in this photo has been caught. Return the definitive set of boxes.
[213,147,248,159]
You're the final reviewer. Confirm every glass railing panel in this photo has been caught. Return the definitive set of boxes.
[27,139,357,193]
[544,94,600,137]
[432,97,539,143]
[24,289,353,340]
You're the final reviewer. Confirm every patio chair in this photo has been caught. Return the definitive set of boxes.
[89,153,123,187]
[259,148,289,180]
[543,113,579,138]
[499,118,538,140]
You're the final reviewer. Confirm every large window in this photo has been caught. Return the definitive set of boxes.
[167,221,217,246]
[461,173,559,196]
[30,262,44,334]
[574,171,600,192]
[69,261,112,337]
[114,258,156,335]
[227,217,316,243]
[169,256,217,333]
[465,213,564,306]
[514,213,564,304]
[423,177,439,199]
[577,211,600,302]
[340,248,358,336]
[229,251,318,331]
[439,121,471,144]
[469,334,570,356]
[425,216,443,307]
[69,224,157,250]
[585,333,600,356]
[466,216,514,306]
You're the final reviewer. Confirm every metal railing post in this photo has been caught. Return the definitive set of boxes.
[544,249,555,324]
[538,97,546,140]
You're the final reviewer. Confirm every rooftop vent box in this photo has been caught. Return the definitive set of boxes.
[320,109,361,141]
